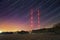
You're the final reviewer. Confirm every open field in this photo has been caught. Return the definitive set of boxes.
[0,33,60,40]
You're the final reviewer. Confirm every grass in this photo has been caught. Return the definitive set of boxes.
[0,33,60,40]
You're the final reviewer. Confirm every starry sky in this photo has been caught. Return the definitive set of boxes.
[0,0,60,32]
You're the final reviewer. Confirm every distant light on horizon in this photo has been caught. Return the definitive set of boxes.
[0,31,2,33]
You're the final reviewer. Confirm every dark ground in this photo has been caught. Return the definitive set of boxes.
[0,33,60,40]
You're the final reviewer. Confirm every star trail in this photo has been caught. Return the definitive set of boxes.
[0,0,60,32]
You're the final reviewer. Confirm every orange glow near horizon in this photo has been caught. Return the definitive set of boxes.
[0,21,32,32]
[0,21,53,32]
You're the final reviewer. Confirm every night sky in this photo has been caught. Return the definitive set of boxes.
[0,0,60,32]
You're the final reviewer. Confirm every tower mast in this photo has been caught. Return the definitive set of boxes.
[30,9,34,31]
[37,9,40,29]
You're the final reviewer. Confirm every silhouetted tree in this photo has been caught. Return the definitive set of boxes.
[52,23,60,34]
[1,32,13,34]
[53,23,60,28]
[32,28,48,33]
[17,30,29,34]
[32,23,60,34]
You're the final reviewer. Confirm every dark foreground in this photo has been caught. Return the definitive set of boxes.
[0,33,60,40]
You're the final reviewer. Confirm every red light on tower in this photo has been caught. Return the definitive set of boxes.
[37,9,40,28]
[30,9,34,30]
[29,9,40,31]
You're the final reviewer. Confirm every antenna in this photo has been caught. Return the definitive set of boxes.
[30,9,34,31]
[37,9,40,29]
